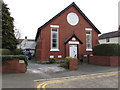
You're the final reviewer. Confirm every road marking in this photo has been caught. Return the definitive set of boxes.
[36,71,118,90]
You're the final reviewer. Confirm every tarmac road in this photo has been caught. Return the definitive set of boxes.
[35,72,118,88]
[2,61,119,88]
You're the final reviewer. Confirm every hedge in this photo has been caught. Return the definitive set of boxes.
[93,44,120,56]
[0,49,11,55]
[1,55,28,65]
[0,49,24,55]
[11,49,24,55]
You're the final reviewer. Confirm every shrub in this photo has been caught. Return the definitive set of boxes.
[56,60,65,64]
[59,63,68,68]
[49,58,56,64]
[1,55,28,65]
[64,57,71,68]
[0,49,11,55]
[11,49,24,55]
[93,44,120,56]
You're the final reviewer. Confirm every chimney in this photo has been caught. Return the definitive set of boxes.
[25,36,27,39]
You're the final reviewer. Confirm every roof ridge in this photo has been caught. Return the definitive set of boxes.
[99,30,120,39]
[35,2,101,41]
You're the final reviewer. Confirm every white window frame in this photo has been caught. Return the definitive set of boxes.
[85,28,92,51]
[50,25,59,51]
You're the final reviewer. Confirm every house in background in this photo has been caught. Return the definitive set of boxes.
[17,36,36,56]
[35,2,101,62]
[99,26,120,44]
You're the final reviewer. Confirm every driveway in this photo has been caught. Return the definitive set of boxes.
[2,60,118,88]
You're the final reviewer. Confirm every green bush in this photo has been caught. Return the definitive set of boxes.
[59,63,68,68]
[56,60,65,64]
[1,55,28,65]
[0,49,24,55]
[93,44,120,56]
[0,49,11,55]
[11,49,24,55]
[64,57,71,68]
[49,58,56,64]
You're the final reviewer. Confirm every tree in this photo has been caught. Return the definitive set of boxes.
[2,2,18,50]
[0,1,2,48]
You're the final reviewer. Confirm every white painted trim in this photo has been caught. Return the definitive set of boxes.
[86,49,93,51]
[50,25,59,28]
[50,26,59,51]
[50,49,59,51]
[58,55,62,58]
[68,41,79,44]
[50,55,54,58]
[85,28,92,31]
[85,28,92,50]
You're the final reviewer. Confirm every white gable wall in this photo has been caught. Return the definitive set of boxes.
[99,37,120,44]
[17,39,36,56]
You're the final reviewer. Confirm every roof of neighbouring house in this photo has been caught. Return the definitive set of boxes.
[17,39,24,44]
[99,30,120,39]
[17,39,36,49]
[17,39,35,44]
[35,2,101,41]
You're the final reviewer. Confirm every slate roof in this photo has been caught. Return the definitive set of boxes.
[17,39,36,50]
[17,39,24,44]
[17,39,35,44]
[99,30,120,39]
[35,2,101,41]
[64,34,83,44]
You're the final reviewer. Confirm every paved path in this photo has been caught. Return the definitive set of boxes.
[2,61,119,88]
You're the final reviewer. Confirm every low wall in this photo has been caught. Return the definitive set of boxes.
[69,58,78,70]
[89,56,120,66]
[0,59,27,73]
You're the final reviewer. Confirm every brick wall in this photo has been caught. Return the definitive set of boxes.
[89,56,120,66]
[36,5,99,61]
[0,59,27,73]
[69,57,78,70]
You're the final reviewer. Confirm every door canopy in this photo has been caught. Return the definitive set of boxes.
[64,34,83,44]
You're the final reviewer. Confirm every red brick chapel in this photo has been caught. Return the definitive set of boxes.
[35,2,101,62]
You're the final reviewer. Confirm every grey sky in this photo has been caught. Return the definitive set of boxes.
[3,0,119,39]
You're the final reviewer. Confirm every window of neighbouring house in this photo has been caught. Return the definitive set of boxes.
[85,28,92,51]
[50,25,59,51]
[106,38,110,42]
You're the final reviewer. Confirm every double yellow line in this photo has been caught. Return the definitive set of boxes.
[36,72,118,90]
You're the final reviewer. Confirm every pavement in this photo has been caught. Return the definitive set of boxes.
[2,60,119,89]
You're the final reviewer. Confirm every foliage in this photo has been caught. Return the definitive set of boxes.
[0,49,24,55]
[11,49,24,55]
[2,2,18,50]
[59,63,68,68]
[0,1,2,48]
[64,57,71,68]
[1,55,28,65]
[56,60,65,64]
[93,44,120,56]
[0,49,11,55]
[49,58,56,64]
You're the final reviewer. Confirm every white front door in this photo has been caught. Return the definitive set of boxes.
[69,45,77,58]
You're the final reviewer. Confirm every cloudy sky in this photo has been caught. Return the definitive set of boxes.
[3,0,119,39]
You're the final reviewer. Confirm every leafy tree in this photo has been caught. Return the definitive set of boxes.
[0,1,2,48]
[2,2,18,50]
